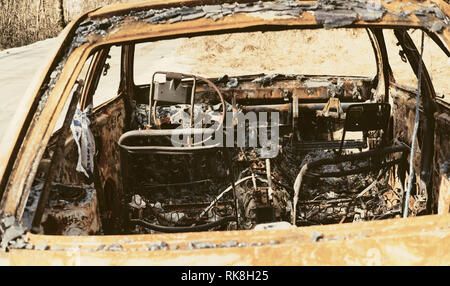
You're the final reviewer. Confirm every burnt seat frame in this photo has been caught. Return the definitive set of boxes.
[118,128,239,233]
[338,103,391,155]
[118,70,237,233]
[148,71,227,146]
[292,103,409,224]
[293,103,391,152]
[308,102,401,178]
[292,144,409,225]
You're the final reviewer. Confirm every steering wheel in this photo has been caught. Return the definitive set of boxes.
[148,72,226,147]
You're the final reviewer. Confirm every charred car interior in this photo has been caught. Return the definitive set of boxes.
[0,0,448,264]
[22,26,445,236]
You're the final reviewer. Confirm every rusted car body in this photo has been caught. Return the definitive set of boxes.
[0,0,449,265]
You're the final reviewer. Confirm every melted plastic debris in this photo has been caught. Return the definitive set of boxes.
[315,9,358,29]
[188,241,218,249]
[76,16,126,37]
[132,101,150,129]
[105,242,124,251]
[252,74,282,87]
[414,3,449,33]
[129,1,304,26]
[147,241,169,251]
[393,10,412,18]
[35,242,49,251]
[0,216,28,251]
[35,35,87,118]
[314,0,386,28]
[1,238,284,253]
[186,239,280,249]
[430,21,444,33]
[22,180,44,231]
[226,77,239,88]
[36,60,65,116]
[353,7,385,22]
[414,4,446,20]
[133,102,221,129]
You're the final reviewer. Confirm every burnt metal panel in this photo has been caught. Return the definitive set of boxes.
[0,214,448,265]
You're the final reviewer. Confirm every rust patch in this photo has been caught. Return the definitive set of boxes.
[434,110,450,214]
[41,184,100,235]
[90,95,127,233]
[390,84,428,215]
[0,214,448,265]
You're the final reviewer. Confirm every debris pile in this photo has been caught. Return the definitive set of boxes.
[290,150,402,225]
[0,216,30,251]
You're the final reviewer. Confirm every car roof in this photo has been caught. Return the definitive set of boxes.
[88,0,446,20]
[87,0,448,25]
[79,0,449,46]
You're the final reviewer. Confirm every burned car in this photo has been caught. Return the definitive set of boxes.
[0,0,449,265]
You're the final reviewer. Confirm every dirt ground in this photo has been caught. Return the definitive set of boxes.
[172,29,448,94]
[0,28,448,132]
[134,28,448,96]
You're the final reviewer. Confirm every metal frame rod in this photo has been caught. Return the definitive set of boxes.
[404,31,425,218]
[131,216,235,233]
[31,80,84,233]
